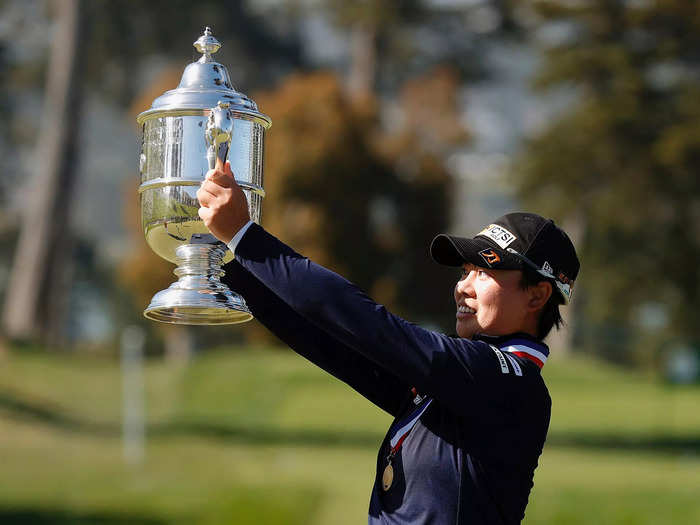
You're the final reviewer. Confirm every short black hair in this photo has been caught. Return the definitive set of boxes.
[519,267,564,340]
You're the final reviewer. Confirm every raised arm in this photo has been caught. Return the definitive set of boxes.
[221,258,410,416]
[233,224,505,421]
[197,162,505,421]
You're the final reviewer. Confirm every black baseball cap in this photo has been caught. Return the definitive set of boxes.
[430,212,580,304]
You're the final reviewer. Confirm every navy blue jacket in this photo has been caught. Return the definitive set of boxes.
[222,224,551,524]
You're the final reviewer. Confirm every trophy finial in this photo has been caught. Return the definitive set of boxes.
[194,27,221,63]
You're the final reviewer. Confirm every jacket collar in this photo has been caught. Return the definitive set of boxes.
[473,332,550,368]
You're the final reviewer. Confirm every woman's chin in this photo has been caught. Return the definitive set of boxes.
[455,319,477,339]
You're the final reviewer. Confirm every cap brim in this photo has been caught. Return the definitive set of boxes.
[430,234,522,270]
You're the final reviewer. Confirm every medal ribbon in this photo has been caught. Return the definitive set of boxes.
[381,395,432,492]
[388,397,433,453]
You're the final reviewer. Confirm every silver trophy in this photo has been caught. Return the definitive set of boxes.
[136,27,271,324]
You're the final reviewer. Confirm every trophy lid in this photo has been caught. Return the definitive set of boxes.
[137,27,270,126]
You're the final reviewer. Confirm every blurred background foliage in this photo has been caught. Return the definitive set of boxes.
[514,0,700,366]
[1,0,482,351]
[0,0,699,523]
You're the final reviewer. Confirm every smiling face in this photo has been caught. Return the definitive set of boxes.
[454,263,534,339]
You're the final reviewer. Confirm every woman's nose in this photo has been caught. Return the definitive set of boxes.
[456,271,474,295]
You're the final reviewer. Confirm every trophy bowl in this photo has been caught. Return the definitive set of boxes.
[136,27,271,324]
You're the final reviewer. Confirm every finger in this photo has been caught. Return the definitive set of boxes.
[198,206,213,222]
[196,186,214,207]
[205,164,234,186]
[205,167,223,181]
[207,170,234,188]
[200,180,222,198]
[206,161,234,181]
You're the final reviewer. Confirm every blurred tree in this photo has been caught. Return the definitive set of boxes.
[111,4,306,353]
[380,66,470,322]
[1,0,486,346]
[324,0,425,99]
[0,0,304,346]
[239,0,486,330]
[513,1,700,363]
[255,66,464,327]
[119,2,472,338]
[321,0,504,96]
[83,0,304,108]
[2,0,86,344]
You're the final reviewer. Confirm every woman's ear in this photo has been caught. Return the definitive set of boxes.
[527,280,553,312]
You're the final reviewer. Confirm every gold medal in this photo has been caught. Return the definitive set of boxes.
[382,462,394,491]
[380,395,432,493]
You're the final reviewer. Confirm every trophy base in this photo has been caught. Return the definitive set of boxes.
[143,243,253,325]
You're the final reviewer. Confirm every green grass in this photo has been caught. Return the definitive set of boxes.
[0,346,698,524]
[544,355,700,440]
[525,448,700,524]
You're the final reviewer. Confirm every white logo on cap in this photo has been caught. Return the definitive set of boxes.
[542,261,554,275]
[478,224,517,249]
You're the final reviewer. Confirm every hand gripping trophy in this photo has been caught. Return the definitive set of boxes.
[136,27,271,324]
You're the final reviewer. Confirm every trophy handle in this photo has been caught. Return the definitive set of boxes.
[206,101,233,169]
[204,100,265,199]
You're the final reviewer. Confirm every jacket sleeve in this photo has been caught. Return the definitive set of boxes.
[234,224,512,421]
[221,258,410,417]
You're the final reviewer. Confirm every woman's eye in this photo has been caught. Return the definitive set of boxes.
[477,270,487,278]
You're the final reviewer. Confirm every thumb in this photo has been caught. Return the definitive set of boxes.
[207,160,234,187]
